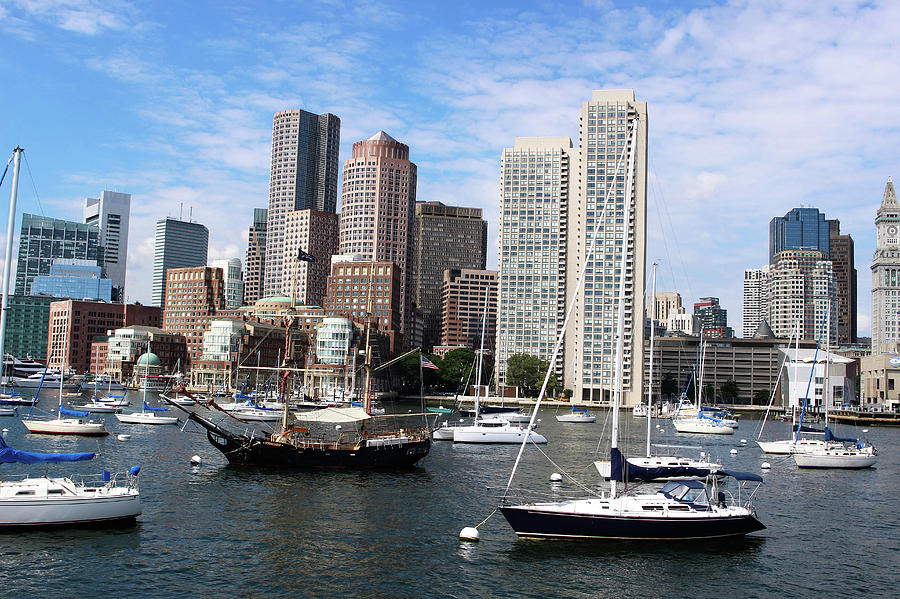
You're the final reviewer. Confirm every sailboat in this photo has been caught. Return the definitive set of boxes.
[555,406,596,423]
[670,339,735,435]
[498,119,764,540]
[792,300,877,469]
[162,259,432,469]
[116,341,179,425]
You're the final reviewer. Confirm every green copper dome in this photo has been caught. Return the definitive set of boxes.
[136,352,161,366]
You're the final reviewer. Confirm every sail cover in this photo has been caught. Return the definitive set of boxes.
[60,406,89,417]
[824,427,856,443]
[294,406,371,423]
[143,402,168,412]
[610,448,712,483]
[0,435,94,464]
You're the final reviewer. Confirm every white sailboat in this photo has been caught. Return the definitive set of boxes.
[670,339,734,435]
[498,120,764,540]
[116,341,179,425]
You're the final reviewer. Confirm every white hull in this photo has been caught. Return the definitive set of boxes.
[0,476,140,527]
[232,408,281,422]
[757,438,827,454]
[74,403,123,413]
[557,412,596,423]
[672,418,734,435]
[504,411,532,423]
[794,449,877,469]
[116,412,179,425]
[21,417,108,436]
[452,423,547,444]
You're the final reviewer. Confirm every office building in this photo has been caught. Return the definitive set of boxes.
[829,220,857,344]
[15,214,101,296]
[496,137,572,390]
[411,202,488,351]
[694,297,733,338]
[278,209,339,306]
[5,295,55,361]
[872,178,900,354]
[151,217,209,308]
[743,266,771,338]
[769,207,831,264]
[84,190,130,301]
[101,325,186,382]
[564,89,648,406]
[244,208,267,305]
[439,269,497,353]
[162,266,226,364]
[210,258,244,310]
[338,131,417,343]
[652,291,682,325]
[264,109,340,297]
[768,249,836,344]
[30,259,112,302]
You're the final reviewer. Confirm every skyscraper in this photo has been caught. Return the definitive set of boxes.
[151,217,209,308]
[14,214,101,296]
[84,190,130,301]
[871,178,900,354]
[162,266,225,365]
[339,131,417,346]
[411,202,488,351]
[439,269,497,353]
[828,220,857,345]
[264,109,340,297]
[564,89,647,406]
[279,209,338,306]
[693,297,733,338]
[651,291,683,325]
[743,266,770,337]
[768,249,836,344]
[209,258,244,309]
[769,207,831,264]
[496,137,572,389]
[244,208,267,305]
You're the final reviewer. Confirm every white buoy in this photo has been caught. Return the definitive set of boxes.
[862,429,869,433]
[459,527,480,542]
[761,462,772,469]
[730,448,738,455]
[190,455,202,466]
[740,439,747,444]
[1,428,7,439]
[550,472,563,482]
[117,434,131,442]
[700,451,706,458]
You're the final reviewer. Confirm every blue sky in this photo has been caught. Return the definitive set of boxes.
[1,0,898,337]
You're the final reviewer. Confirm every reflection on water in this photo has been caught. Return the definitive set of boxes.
[0,394,897,598]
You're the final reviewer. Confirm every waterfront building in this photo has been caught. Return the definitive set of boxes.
[30,259,112,302]
[871,178,900,355]
[769,207,831,265]
[439,269,498,353]
[4,295,55,361]
[323,255,402,354]
[209,258,244,309]
[778,347,856,409]
[47,300,162,373]
[14,214,101,296]
[193,319,290,391]
[100,325,186,382]
[339,132,417,346]
[859,350,900,409]
[151,217,209,308]
[411,202,488,351]
[564,89,648,407]
[652,292,682,325]
[83,190,130,301]
[694,297,733,338]
[666,310,699,337]
[278,209,338,306]
[497,137,572,391]
[829,220,857,344]
[244,208,268,305]
[162,266,226,365]
[768,249,836,344]
[264,109,340,297]
[743,266,770,338]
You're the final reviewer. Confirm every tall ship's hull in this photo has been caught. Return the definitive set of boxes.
[499,504,765,540]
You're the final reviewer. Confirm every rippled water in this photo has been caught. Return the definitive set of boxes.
[1,392,897,598]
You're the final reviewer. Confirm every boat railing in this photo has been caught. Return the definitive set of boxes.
[70,469,141,491]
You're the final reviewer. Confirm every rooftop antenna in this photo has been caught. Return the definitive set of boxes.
[189,206,192,223]
[179,202,183,221]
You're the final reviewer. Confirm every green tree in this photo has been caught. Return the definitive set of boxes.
[506,353,559,398]
[752,389,770,405]
[719,379,739,403]
[437,348,476,392]
[392,352,442,393]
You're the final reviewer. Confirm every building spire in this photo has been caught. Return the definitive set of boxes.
[880,177,898,213]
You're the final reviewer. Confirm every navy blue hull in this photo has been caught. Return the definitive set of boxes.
[499,506,765,540]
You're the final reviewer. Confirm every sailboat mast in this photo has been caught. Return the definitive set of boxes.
[610,115,639,500]
[0,148,23,385]
[474,285,489,418]
[824,293,831,427]
[362,261,375,414]
[646,262,657,457]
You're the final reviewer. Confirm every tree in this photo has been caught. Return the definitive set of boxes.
[660,374,679,399]
[437,348,476,392]
[392,352,441,393]
[506,353,559,398]
[719,379,739,403]
[752,389,770,405]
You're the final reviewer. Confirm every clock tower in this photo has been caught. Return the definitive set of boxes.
[872,177,900,354]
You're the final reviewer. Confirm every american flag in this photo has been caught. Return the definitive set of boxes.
[421,355,439,370]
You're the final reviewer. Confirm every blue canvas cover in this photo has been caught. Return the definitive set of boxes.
[793,424,824,433]
[60,406,89,417]
[610,448,712,482]
[0,435,94,464]
[824,427,856,443]
[719,469,764,482]
[143,402,169,412]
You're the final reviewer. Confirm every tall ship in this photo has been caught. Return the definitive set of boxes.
[164,285,431,469]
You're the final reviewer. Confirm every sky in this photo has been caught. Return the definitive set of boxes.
[0,0,898,337]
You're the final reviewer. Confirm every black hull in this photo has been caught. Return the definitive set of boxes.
[206,430,431,469]
[499,506,765,540]
[459,406,520,416]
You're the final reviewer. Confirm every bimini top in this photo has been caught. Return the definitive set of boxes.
[294,407,371,424]
[718,469,764,482]
[0,435,94,464]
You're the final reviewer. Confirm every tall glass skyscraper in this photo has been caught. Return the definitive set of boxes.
[264,109,340,297]
[151,217,209,307]
[14,214,101,295]
[769,207,830,264]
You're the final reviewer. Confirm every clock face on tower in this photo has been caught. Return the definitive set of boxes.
[889,225,898,237]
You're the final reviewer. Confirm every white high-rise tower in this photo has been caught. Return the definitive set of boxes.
[84,190,130,301]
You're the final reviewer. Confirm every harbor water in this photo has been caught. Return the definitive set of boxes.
[1,391,898,598]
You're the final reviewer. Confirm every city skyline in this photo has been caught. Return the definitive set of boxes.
[1,1,898,336]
